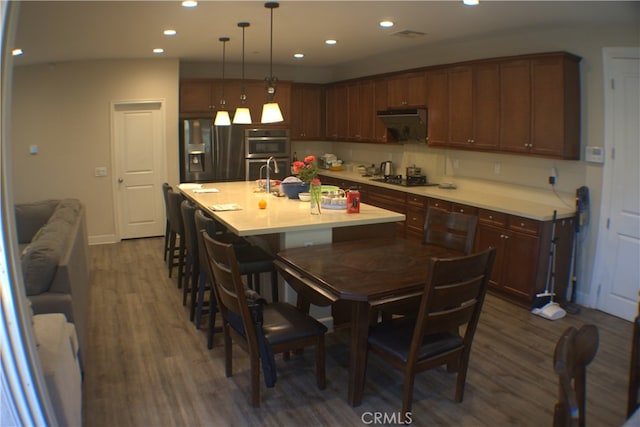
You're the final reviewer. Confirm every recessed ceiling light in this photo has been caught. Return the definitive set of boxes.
[325,39,337,46]
[153,48,165,54]
[379,20,394,28]
[463,0,479,5]
[12,48,23,56]
[293,53,304,59]
[163,29,177,36]
[182,1,198,8]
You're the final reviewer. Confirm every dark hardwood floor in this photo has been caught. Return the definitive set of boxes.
[82,237,630,426]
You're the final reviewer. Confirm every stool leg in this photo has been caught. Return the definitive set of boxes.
[163,220,170,261]
[168,231,177,277]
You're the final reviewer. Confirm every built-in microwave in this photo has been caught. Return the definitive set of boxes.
[245,128,290,159]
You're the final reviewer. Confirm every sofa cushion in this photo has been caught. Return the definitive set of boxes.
[21,215,72,296]
[14,200,59,243]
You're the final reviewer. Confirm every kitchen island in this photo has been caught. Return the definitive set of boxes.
[178,181,405,325]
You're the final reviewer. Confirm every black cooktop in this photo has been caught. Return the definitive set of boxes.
[370,175,438,187]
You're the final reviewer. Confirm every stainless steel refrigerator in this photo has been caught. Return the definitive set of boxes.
[180,118,246,183]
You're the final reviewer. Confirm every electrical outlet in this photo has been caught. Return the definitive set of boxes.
[494,162,501,174]
[453,159,459,169]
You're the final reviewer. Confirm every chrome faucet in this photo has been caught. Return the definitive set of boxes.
[265,156,279,194]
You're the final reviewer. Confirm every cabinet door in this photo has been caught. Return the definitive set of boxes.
[387,71,426,108]
[531,55,580,158]
[472,62,500,149]
[180,81,216,113]
[326,84,348,139]
[291,84,323,139]
[373,78,388,142]
[448,66,473,147]
[499,60,531,153]
[347,80,374,141]
[475,224,506,290]
[347,82,361,140]
[501,231,539,301]
[425,69,449,146]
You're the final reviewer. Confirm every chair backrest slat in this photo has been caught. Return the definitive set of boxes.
[411,248,495,357]
[423,208,478,255]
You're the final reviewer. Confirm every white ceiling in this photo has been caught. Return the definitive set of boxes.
[12,1,639,68]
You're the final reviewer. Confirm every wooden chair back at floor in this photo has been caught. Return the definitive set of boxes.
[553,324,599,427]
[628,299,640,418]
[200,230,327,408]
[367,247,496,416]
[200,231,259,356]
[422,207,478,255]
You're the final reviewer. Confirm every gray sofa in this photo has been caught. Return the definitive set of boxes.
[15,199,90,367]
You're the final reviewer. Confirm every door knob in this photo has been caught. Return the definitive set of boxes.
[118,178,124,183]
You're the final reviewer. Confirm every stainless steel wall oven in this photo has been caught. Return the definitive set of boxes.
[244,128,290,181]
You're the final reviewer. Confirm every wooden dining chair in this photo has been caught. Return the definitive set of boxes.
[201,231,327,407]
[553,324,599,427]
[366,247,496,417]
[422,207,478,255]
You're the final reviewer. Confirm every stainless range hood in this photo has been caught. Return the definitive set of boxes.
[376,108,427,143]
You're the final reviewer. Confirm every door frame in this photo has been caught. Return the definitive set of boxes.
[110,99,167,241]
[589,47,640,316]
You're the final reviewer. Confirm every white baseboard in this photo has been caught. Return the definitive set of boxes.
[88,234,118,245]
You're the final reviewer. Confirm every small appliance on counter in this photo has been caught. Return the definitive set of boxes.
[371,174,437,187]
[380,161,394,176]
[319,153,337,169]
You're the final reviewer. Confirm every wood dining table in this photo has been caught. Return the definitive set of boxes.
[274,237,456,406]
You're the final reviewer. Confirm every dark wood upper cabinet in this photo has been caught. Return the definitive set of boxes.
[500,53,580,159]
[530,54,580,159]
[180,52,580,159]
[387,71,427,108]
[500,60,532,153]
[325,83,348,140]
[425,69,449,147]
[180,80,217,113]
[448,63,500,150]
[347,80,374,141]
[291,83,323,139]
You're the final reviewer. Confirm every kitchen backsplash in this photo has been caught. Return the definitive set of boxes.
[291,139,585,196]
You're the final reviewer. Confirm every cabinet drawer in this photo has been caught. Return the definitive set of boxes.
[452,203,478,216]
[427,198,452,211]
[406,194,428,208]
[478,209,507,227]
[405,206,426,232]
[509,215,540,235]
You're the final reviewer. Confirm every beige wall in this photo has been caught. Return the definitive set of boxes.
[11,59,180,243]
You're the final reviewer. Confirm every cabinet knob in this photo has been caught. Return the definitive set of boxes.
[489,215,494,220]
[459,209,464,213]
[520,222,525,227]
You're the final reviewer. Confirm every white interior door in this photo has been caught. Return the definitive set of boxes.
[112,101,166,239]
[593,48,640,321]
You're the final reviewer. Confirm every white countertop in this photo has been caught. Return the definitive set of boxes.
[178,181,405,236]
[318,170,576,221]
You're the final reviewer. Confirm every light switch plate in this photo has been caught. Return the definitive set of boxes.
[95,167,108,177]
[585,146,604,163]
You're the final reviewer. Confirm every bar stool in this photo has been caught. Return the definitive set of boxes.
[194,209,279,349]
[162,182,172,262]
[166,188,186,286]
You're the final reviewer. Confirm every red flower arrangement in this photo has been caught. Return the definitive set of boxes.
[292,155,320,184]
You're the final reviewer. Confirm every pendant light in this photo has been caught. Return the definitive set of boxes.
[233,22,252,124]
[261,2,283,124]
[214,36,231,126]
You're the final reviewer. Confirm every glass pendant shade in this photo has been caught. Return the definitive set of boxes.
[214,110,231,126]
[233,107,252,124]
[261,102,283,124]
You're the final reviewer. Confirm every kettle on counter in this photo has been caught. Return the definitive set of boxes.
[380,161,393,176]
